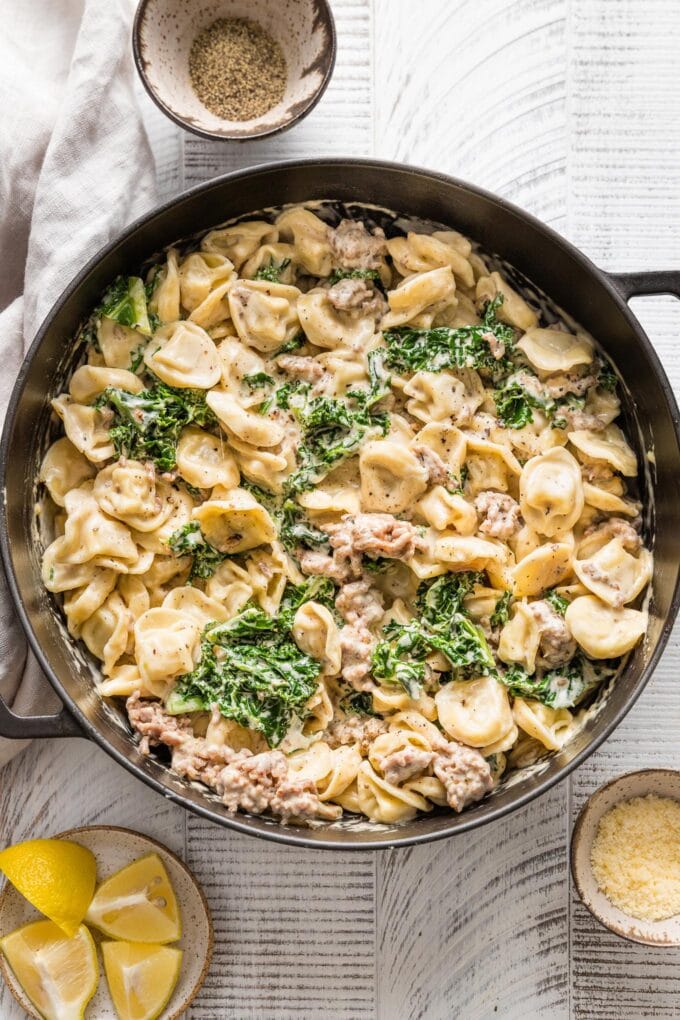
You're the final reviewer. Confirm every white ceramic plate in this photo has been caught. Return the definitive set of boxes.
[571,768,680,946]
[0,826,213,1018]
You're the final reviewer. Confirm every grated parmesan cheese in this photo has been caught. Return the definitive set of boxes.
[590,794,680,921]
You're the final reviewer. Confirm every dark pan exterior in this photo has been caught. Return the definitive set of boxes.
[2,159,680,849]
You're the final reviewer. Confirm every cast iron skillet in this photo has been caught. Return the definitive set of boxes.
[1,159,679,850]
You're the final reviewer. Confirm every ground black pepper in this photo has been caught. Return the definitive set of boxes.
[189,18,287,122]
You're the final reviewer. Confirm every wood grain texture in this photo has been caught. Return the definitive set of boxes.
[3,1,680,1017]
[186,821,376,1019]
[566,2,680,1016]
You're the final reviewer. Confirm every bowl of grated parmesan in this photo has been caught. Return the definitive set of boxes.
[571,769,680,945]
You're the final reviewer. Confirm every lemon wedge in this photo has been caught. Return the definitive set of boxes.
[85,853,181,943]
[0,920,98,1020]
[0,839,97,937]
[102,941,182,1020]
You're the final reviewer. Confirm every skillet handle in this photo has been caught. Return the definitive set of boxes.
[0,692,83,740]
[608,270,680,301]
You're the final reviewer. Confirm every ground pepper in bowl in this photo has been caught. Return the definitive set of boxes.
[189,18,287,122]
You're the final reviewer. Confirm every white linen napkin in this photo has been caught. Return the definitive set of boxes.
[0,0,157,767]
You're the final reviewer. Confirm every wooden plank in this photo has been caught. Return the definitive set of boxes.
[374,0,569,229]
[186,821,376,1019]
[376,790,570,1020]
[567,2,680,1016]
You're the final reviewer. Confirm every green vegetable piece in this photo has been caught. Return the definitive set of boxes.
[490,591,513,628]
[383,296,514,380]
[544,589,569,616]
[168,591,325,746]
[372,572,494,698]
[255,258,291,283]
[100,276,153,336]
[168,521,226,582]
[96,381,216,472]
[499,657,617,710]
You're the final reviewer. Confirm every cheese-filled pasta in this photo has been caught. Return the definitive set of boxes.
[38,204,651,827]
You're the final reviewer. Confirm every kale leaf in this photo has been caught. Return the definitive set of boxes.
[490,591,513,628]
[499,657,617,710]
[272,332,305,358]
[338,689,378,717]
[259,379,309,415]
[243,372,275,391]
[283,354,390,497]
[328,267,382,290]
[383,297,514,380]
[99,276,153,335]
[494,380,555,429]
[597,364,618,392]
[544,589,569,616]
[96,381,216,472]
[166,598,321,747]
[277,575,337,630]
[168,521,226,582]
[328,268,380,284]
[254,258,291,283]
[372,572,494,698]
[279,499,330,553]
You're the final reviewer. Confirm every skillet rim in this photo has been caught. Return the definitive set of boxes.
[2,156,679,850]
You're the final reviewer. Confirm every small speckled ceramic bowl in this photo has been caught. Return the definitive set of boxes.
[133,0,336,140]
[571,769,680,946]
[0,826,213,1019]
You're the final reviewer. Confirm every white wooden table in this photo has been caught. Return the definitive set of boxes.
[3,1,680,1016]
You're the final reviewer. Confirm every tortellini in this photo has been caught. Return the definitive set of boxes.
[176,427,239,489]
[382,266,455,328]
[386,232,474,287]
[39,438,95,507]
[360,438,428,514]
[573,536,652,608]
[143,321,221,389]
[568,424,637,477]
[93,461,175,532]
[40,205,653,828]
[565,595,648,659]
[207,389,285,447]
[475,271,538,331]
[134,608,201,694]
[512,699,573,751]
[52,395,114,463]
[201,221,278,268]
[292,601,342,674]
[403,371,468,424]
[192,487,276,553]
[298,290,373,350]
[435,676,514,748]
[70,366,143,403]
[516,328,593,374]
[228,279,300,352]
[520,448,584,537]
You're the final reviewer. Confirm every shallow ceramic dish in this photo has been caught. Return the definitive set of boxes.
[0,826,213,1018]
[133,0,336,140]
[571,769,680,946]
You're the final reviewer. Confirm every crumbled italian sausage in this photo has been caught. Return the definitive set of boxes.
[475,490,522,540]
[330,219,387,270]
[432,741,494,812]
